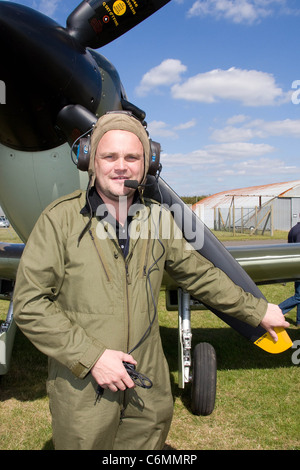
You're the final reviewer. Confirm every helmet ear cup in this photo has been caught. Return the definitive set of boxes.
[76,136,91,171]
[76,137,161,175]
[148,140,161,176]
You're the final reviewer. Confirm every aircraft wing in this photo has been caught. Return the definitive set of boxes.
[163,243,300,289]
[0,242,24,297]
[0,221,297,356]
[1,239,300,289]
[0,242,23,374]
[1,239,300,292]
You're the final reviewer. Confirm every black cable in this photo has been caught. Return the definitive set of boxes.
[77,176,94,246]
[127,179,165,355]
[94,361,153,404]
[123,362,153,389]
[94,180,165,404]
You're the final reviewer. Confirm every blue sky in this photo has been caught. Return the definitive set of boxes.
[6,0,300,195]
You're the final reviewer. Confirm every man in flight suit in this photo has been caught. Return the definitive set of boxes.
[13,112,289,450]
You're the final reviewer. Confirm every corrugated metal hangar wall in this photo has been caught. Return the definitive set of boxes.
[193,180,300,233]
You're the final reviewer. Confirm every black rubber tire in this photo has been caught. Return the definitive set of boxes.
[191,342,217,416]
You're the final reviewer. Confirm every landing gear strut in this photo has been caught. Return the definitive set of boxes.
[178,288,217,416]
[0,299,16,375]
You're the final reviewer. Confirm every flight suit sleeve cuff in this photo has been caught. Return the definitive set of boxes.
[245,297,268,327]
[70,340,107,379]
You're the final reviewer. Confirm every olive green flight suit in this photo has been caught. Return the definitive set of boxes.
[13,190,267,449]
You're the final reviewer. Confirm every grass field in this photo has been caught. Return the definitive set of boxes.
[0,228,299,450]
[163,284,299,450]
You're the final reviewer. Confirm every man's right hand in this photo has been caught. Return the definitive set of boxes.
[91,349,137,392]
[260,303,290,342]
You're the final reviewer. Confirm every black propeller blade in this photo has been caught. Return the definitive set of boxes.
[67,0,171,48]
[0,3,102,151]
[0,1,171,151]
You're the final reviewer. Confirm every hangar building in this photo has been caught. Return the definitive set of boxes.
[192,180,300,234]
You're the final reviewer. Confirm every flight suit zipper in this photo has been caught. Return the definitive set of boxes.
[122,258,132,422]
[143,232,151,277]
[125,258,132,354]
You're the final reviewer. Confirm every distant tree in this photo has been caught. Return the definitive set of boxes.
[181,196,206,205]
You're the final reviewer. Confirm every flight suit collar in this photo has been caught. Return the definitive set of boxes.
[81,187,142,257]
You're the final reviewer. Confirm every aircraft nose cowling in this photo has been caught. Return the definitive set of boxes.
[0,3,102,151]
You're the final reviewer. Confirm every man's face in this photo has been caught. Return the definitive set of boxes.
[94,129,145,202]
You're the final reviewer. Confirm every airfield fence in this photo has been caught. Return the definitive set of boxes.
[214,204,273,235]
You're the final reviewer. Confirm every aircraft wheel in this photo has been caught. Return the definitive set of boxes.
[191,342,217,416]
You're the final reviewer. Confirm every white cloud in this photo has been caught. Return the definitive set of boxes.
[161,141,274,168]
[226,114,249,125]
[136,61,289,107]
[249,118,300,138]
[211,118,300,142]
[204,141,275,158]
[135,59,187,96]
[211,125,254,142]
[33,0,61,17]
[147,121,178,139]
[224,157,297,176]
[161,149,223,168]
[148,119,196,139]
[187,0,285,25]
[171,67,288,106]
[174,119,197,130]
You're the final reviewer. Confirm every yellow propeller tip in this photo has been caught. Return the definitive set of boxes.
[254,327,293,354]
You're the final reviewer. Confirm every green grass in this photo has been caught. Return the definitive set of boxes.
[0,285,299,450]
[211,229,289,242]
[0,227,22,243]
[160,284,300,450]
[0,227,299,450]
[0,227,289,244]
